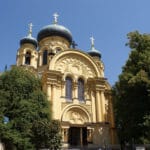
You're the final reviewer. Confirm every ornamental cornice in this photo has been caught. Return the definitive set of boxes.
[87,77,108,91]
[87,77,106,85]
[42,70,63,86]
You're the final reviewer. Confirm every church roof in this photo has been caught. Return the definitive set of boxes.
[37,24,72,43]
[37,13,72,43]
[20,23,37,48]
[87,36,101,58]
[20,36,37,48]
[88,47,101,58]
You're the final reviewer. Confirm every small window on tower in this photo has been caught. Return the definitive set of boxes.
[43,50,48,65]
[25,51,31,65]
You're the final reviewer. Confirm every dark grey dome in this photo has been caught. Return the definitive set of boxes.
[88,47,101,58]
[20,36,37,48]
[37,24,72,43]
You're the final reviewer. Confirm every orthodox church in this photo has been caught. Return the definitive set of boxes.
[16,14,117,147]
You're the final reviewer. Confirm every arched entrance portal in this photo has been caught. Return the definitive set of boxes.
[61,106,91,146]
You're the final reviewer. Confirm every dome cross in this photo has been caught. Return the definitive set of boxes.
[90,36,95,47]
[88,36,101,58]
[28,23,33,37]
[53,13,59,24]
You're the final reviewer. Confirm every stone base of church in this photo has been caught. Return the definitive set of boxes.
[92,122,111,145]
[61,122,112,147]
[61,144,103,150]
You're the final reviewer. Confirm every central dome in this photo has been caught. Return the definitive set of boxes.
[37,24,72,43]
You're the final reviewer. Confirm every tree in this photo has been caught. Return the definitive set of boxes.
[0,67,61,150]
[32,120,62,149]
[113,31,150,146]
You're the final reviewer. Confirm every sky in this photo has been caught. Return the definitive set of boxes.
[0,0,150,85]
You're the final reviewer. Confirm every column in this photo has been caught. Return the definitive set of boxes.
[47,84,51,101]
[61,82,65,97]
[51,84,54,101]
[30,53,32,66]
[87,128,93,143]
[73,82,78,103]
[61,128,64,142]
[91,91,96,122]
[96,90,102,122]
[52,84,57,119]
[22,54,25,65]
[85,87,91,105]
[31,52,36,68]
[75,82,78,99]
[64,128,69,143]
[85,88,90,100]
[39,52,42,66]
[100,91,105,121]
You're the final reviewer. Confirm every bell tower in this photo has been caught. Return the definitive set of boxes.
[16,23,38,69]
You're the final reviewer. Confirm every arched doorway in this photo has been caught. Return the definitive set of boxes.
[61,106,90,146]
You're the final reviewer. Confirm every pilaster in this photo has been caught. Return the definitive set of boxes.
[91,91,96,122]
[22,54,25,65]
[73,82,78,103]
[47,84,51,101]
[39,52,42,66]
[95,89,102,122]
[100,90,105,121]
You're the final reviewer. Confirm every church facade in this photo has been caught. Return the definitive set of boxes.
[16,14,117,147]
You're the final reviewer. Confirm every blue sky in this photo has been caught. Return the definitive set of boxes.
[0,0,150,85]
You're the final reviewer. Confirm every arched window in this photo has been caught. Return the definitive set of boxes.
[78,78,84,101]
[25,51,31,65]
[43,50,48,65]
[65,77,72,100]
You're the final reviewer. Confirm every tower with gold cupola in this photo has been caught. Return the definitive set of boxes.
[16,13,117,147]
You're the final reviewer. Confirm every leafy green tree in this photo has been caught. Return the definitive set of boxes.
[140,115,150,143]
[113,31,150,146]
[32,120,62,149]
[0,67,61,150]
